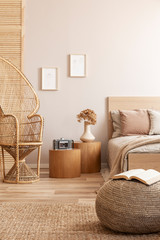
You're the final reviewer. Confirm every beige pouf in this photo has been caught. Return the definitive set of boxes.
[96,179,160,234]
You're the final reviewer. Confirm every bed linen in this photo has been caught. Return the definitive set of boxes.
[108,135,160,178]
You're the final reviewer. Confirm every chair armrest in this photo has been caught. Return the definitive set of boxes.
[0,112,19,145]
[28,114,43,141]
[20,114,43,142]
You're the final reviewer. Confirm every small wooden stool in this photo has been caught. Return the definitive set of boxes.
[74,141,101,173]
[49,149,81,178]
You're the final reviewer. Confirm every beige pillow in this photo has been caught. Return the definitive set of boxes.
[120,110,150,136]
[148,109,160,135]
[110,110,121,138]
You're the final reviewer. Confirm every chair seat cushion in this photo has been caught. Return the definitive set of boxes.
[96,179,160,233]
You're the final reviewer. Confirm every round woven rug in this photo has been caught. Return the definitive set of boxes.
[0,202,159,240]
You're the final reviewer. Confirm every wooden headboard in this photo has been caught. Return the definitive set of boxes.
[107,97,160,140]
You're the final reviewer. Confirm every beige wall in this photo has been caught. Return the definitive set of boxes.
[24,0,160,166]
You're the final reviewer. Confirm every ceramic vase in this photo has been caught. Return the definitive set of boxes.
[80,121,95,142]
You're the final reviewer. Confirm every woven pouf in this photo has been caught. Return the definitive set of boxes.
[96,179,160,234]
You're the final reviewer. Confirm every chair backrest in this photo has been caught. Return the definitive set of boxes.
[0,57,39,122]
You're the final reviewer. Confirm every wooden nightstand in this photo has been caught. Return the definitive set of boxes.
[74,141,101,173]
[49,149,81,178]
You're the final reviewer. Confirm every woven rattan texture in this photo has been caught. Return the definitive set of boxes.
[0,202,159,240]
[0,58,37,120]
[0,57,43,183]
[96,179,160,234]
[4,162,39,182]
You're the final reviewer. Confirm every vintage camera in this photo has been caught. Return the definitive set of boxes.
[53,138,74,150]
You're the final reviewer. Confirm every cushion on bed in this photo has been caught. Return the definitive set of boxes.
[110,110,121,138]
[148,109,160,135]
[120,109,150,136]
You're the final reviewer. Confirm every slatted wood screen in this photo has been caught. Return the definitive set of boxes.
[0,0,24,174]
[0,0,24,69]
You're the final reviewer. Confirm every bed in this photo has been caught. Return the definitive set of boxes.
[107,97,160,177]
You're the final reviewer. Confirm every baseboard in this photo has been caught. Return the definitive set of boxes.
[30,164,49,169]
[30,163,108,169]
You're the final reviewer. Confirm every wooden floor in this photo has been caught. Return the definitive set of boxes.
[0,169,104,203]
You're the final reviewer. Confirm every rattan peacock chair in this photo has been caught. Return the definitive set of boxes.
[0,56,43,183]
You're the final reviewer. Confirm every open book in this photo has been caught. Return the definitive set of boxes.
[112,169,160,185]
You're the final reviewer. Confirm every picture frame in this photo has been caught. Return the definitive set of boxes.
[69,54,86,77]
[42,67,58,90]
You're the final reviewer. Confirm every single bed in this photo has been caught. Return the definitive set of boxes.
[107,97,160,177]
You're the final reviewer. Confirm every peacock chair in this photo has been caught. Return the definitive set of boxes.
[0,56,43,183]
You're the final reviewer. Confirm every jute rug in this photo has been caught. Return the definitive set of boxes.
[0,202,159,240]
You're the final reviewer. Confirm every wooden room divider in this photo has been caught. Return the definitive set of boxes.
[0,0,24,178]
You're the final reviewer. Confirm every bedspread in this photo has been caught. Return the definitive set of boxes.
[108,135,160,178]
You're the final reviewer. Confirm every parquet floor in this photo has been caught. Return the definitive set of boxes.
[0,169,104,203]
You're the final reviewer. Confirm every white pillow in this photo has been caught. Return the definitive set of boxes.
[148,109,160,135]
[111,110,121,138]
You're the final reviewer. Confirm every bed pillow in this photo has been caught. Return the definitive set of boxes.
[110,110,121,138]
[148,109,160,135]
[119,109,150,136]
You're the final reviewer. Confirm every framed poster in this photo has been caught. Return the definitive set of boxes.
[42,67,58,90]
[69,54,86,77]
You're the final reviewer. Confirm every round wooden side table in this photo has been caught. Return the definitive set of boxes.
[49,149,81,178]
[74,141,101,173]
